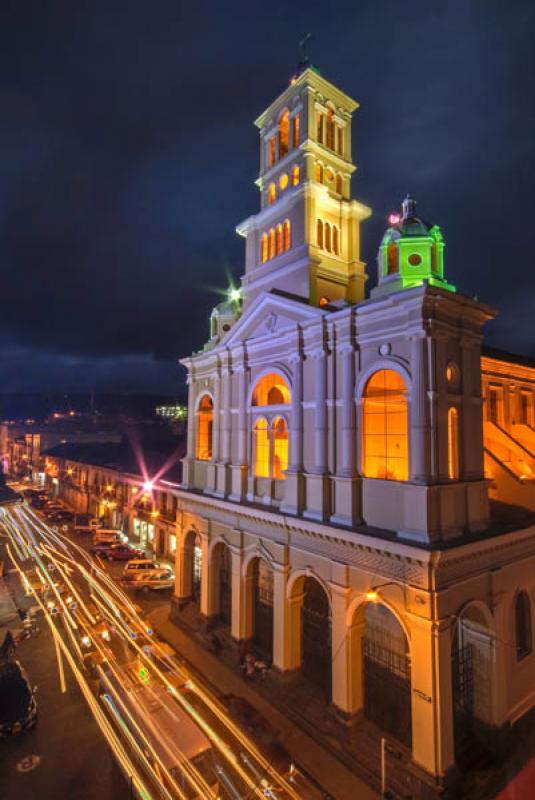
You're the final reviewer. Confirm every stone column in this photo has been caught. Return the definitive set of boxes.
[409,335,431,484]
[215,363,232,498]
[198,533,214,621]
[272,563,296,672]
[330,583,353,716]
[331,344,360,526]
[410,615,455,780]
[173,530,191,608]
[304,347,330,521]
[182,374,196,489]
[206,371,220,495]
[461,338,484,481]
[230,363,248,502]
[281,354,304,516]
[229,545,249,642]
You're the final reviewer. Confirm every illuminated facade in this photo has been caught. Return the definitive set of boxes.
[172,67,535,798]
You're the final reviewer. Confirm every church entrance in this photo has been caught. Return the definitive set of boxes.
[251,558,273,660]
[362,603,411,748]
[300,577,332,702]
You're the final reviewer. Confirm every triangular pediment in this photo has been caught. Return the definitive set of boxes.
[222,291,324,347]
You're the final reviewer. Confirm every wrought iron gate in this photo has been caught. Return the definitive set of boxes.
[218,557,231,626]
[452,643,474,756]
[363,633,411,747]
[253,562,273,658]
[301,579,332,701]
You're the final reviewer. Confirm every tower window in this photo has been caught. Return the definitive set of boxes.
[196,394,213,461]
[447,407,459,480]
[326,107,334,150]
[316,219,323,248]
[276,224,283,256]
[488,387,499,424]
[279,173,288,191]
[261,233,268,264]
[520,392,530,425]
[283,219,291,251]
[337,126,343,155]
[332,225,339,255]
[325,222,331,252]
[362,369,408,481]
[316,112,324,144]
[268,228,275,260]
[386,243,398,275]
[268,183,276,204]
[325,168,334,183]
[336,174,342,194]
[292,114,300,148]
[268,137,276,167]
[292,165,300,186]
[315,163,323,183]
[278,111,289,159]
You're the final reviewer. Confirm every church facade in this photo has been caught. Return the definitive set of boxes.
[171,67,535,795]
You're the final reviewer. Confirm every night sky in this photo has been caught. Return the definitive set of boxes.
[1,1,534,393]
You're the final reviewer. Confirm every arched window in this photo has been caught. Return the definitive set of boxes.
[336,174,342,194]
[278,111,289,158]
[276,224,283,256]
[292,114,300,148]
[516,591,532,660]
[292,165,300,186]
[272,418,288,480]
[326,107,334,150]
[362,370,408,481]
[316,112,324,144]
[254,418,270,478]
[316,219,323,248]
[386,243,399,275]
[332,225,339,255]
[337,126,343,155]
[448,407,459,480]
[261,233,268,264]
[283,219,291,251]
[252,373,291,406]
[268,137,276,167]
[196,394,213,461]
[315,163,323,183]
[325,222,331,253]
[268,228,275,260]
[268,183,276,205]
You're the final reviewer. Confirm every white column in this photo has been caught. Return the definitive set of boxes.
[199,533,213,619]
[409,335,430,483]
[330,584,352,714]
[186,376,196,459]
[340,346,356,477]
[313,349,328,474]
[288,355,304,472]
[272,563,295,671]
[211,371,221,463]
[237,365,248,466]
[221,366,232,464]
[230,546,249,641]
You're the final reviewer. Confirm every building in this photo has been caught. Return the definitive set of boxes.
[169,65,535,797]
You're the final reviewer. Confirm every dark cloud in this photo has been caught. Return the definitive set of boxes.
[1,0,534,391]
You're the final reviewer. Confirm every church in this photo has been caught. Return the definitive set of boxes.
[171,65,535,796]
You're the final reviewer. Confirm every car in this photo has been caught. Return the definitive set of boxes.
[0,660,38,739]
[122,559,164,577]
[89,541,118,556]
[101,544,145,561]
[128,570,175,592]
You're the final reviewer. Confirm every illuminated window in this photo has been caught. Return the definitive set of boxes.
[446,363,456,383]
[362,370,408,481]
[261,233,268,264]
[488,388,499,424]
[516,591,532,660]
[386,243,398,275]
[283,219,291,251]
[252,373,291,406]
[520,393,530,425]
[268,183,276,204]
[316,112,324,144]
[292,165,300,186]
[279,173,288,191]
[268,137,276,167]
[332,226,339,255]
[337,126,343,155]
[315,163,323,183]
[254,419,270,478]
[292,114,300,148]
[276,224,283,256]
[278,111,289,158]
[447,407,459,480]
[336,174,342,194]
[326,107,334,150]
[196,394,213,461]
[325,222,331,252]
[272,418,288,480]
[268,228,275,260]
[325,168,334,183]
[316,219,323,248]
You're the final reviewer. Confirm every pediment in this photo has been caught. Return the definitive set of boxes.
[223,292,324,347]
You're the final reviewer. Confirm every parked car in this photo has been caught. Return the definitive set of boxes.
[89,541,118,556]
[99,544,145,561]
[128,570,175,592]
[0,661,38,739]
[123,559,164,578]
[93,529,127,545]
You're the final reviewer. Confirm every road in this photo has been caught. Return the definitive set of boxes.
[0,501,328,800]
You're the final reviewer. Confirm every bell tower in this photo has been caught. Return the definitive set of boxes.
[237,67,371,308]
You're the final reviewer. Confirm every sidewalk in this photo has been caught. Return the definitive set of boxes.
[147,604,378,800]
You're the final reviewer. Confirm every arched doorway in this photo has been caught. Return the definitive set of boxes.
[452,604,494,768]
[211,542,231,627]
[300,577,332,702]
[248,557,273,660]
[183,530,202,607]
[362,602,411,747]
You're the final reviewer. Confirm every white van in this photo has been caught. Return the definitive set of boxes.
[92,529,127,545]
